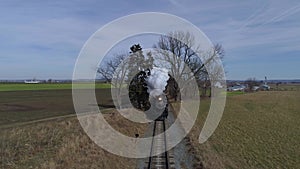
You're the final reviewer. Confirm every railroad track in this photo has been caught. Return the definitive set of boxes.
[146,120,175,169]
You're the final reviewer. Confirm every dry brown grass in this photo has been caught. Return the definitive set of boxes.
[185,90,300,169]
[0,110,147,169]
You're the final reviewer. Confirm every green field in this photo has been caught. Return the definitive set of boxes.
[225,91,245,96]
[0,83,111,91]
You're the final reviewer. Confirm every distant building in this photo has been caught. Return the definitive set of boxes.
[227,83,246,91]
[260,76,270,90]
[214,82,223,88]
[24,79,41,84]
[260,84,270,90]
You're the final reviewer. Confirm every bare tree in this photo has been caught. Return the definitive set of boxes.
[97,53,129,108]
[97,44,154,109]
[153,31,225,98]
[98,54,127,83]
[126,44,155,110]
[126,44,154,83]
[245,78,259,92]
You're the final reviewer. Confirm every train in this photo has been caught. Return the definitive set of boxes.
[128,70,170,121]
[147,89,168,121]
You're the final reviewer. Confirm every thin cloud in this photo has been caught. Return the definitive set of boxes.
[0,0,299,79]
[263,4,300,24]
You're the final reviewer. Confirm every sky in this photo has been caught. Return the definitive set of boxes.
[0,0,299,80]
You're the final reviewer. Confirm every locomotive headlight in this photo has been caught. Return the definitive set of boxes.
[158,97,162,101]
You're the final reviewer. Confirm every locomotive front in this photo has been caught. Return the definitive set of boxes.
[147,89,168,121]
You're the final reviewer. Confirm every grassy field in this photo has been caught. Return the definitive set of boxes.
[269,83,300,91]
[225,91,245,96]
[0,87,145,168]
[0,83,111,91]
[0,88,113,127]
[0,84,299,168]
[0,111,147,169]
[187,90,300,169]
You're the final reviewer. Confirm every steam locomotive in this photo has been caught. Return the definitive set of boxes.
[147,89,168,121]
[128,70,169,121]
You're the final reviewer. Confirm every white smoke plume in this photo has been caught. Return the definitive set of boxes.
[146,67,170,95]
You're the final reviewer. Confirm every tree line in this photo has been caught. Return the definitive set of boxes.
[98,31,225,107]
